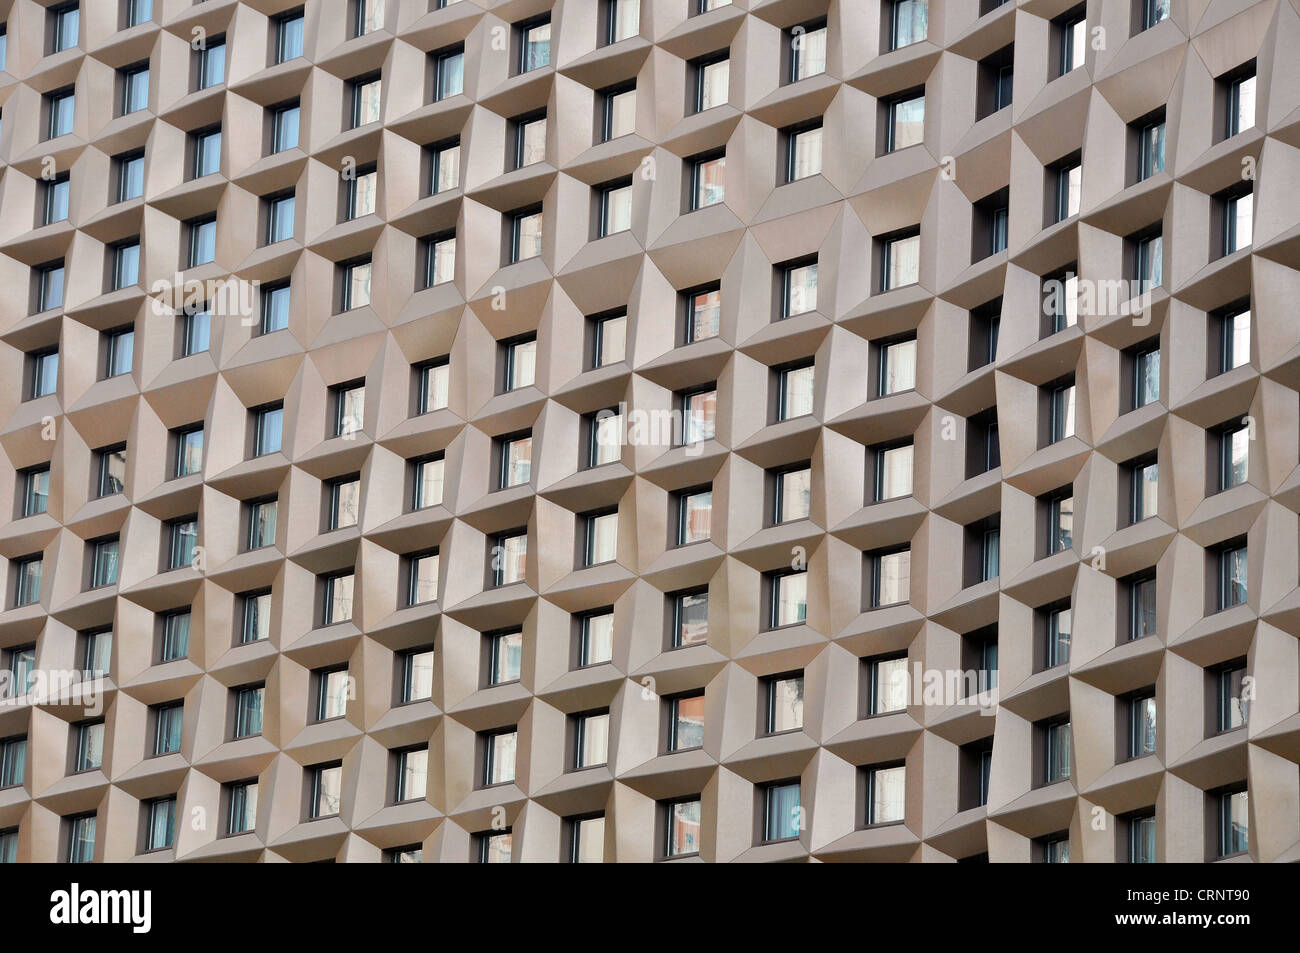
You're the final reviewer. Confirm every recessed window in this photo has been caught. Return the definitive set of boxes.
[1047,380,1076,443]
[868,657,908,715]
[332,383,365,438]
[1055,10,1086,77]
[785,123,823,182]
[667,694,705,751]
[600,85,636,141]
[270,101,301,153]
[42,173,70,225]
[1215,661,1248,732]
[488,630,523,686]
[349,75,382,128]
[967,407,1001,477]
[692,54,729,112]
[66,814,96,863]
[582,510,619,566]
[3,646,36,696]
[591,313,627,369]
[395,747,428,803]
[50,3,79,53]
[110,242,140,291]
[340,257,372,310]
[1126,690,1156,759]
[79,629,111,679]
[151,703,183,756]
[1133,344,1160,409]
[682,387,718,443]
[568,815,605,863]
[972,188,1008,259]
[226,780,258,835]
[483,729,518,786]
[116,151,145,202]
[578,609,614,666]
[1044,487,1073,556]
[233,686,264,738]
[1045,605,1072,668]
[598,179,633,236]
[867,548,910,608]
[399,648,434,703]
[196,37,225,90]
[675,488,712,546]
[977,46,1014,119]
[313,668,350,722]
[1041,718,1072,783]
[1137,117,1165,181]
[46,88,75,140]
[19,467,50,518]
[1051,159,1082,223]
[412,456,445,509]
[265,192,295,244]
[510,208,544,263]
[0,736,26,788]
[260,282,290,334]
[320,571,355,626]
[242,498,277,551]
[187,215,217,267]
[573,711,610,769]
[1225,69,1255,138]
[192,128,221,179]
[965,516,1000,584]
[769,571,808,628]
[773,465,812,524]
[1215,787,1249,858]
[165,516,198,570]
[865,764,905,825]
[1220,188,1253,256]
[1135,230,1163,292]
[159,610,190,662]
[780,259,818,318]
[73,720,104,772]
[670,589,709,648]
[417,361,450,414]
[308,764,342,819]
[1216,307,1251,374]
[776,363,814,421]
[1215,421,1249,492]
[788,22,827,82]
[1126,572,1157,641]
[354,0,384,37]
[764,674,804,734]
[497,433,533,489]
[433,47,464,101]
[240,590,272,644]
[881,231,920,291]
[143,797,176,852]
[252,405,284,457]
[274,10,304,63]
[26,349,58,398]
[1140,0,1169,30]
[518,18,551,73]
[423,233,456,288]
[96,445,126,497]
[684,285,721,343]
[689,153,725,210]
[513,114,547,169]
[173,426,204,478]
[1215,542,1248,611]
[877,337,917,396]
[889,0,928,51]
[872,442,913,502]
[477,830,513,863]
[35,263,65,314]
[429,140,460,194]
[663,798,701,857]
[12,558,41,608]
[762,781,802,842]
[491,531,527,587]
[89,537,119,588]
[604,0,639,44]
[327,477,361,531]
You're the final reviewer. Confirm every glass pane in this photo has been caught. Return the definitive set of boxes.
[327,573,354,623]
[582,612,614,665]
[871,766,906,823]
[684,390,717,442]
[333,480,360,529]
[778,468,811,522]
[421,364,450,412]
[886,235,920,288]
[597,315,626,366]
[794,27,827,79]
[881,339,917,394]
[316,766,341,816]
[892,0,928,48]
[785,263,818,316]
[578,713,609,767]
[435,145,460,192]
[668,800,700,855]
[690,290,721,341]
[876,550,910,606]
[673,696,705,749]
[680,492,711,544]
[508,340,536,389]
[273,106,300,152]
[765,783,801,840]
[279,16,304,61]
[438,53,464,99]
[482,832,513,862]
[416,458,445,507]
[404,650,434,701]
[574,816,605,863]
[791,127,823,180]
[1228,311,1250,369]
[499,534,527,584]
[519,120,547,167]
[523,23,551,72]
[775,572,808,626]
[489,731,517,784]
[400,748,428,800]
[321,670,349,719]
[587,512,618,563]
[603,185,633,233]
[1136,350,1160,406]
[505,436,532,486]
[1222,791,1249,854]
[515,213,543,260]
[1053,496,1074,551]
[607,89,636,139]
[769,677,804,732]
[891,96,924,149]
[874,658,909,713]
[494,632,522,683]
[676,592,708,646]
[782,366,815,419]
[694,157,725,208]
[699,60,728,110]
[1233,76,1255,134]
[1133,579,1157,639]
[878,444,913,500]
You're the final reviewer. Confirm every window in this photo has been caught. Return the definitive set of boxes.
[1221,188,1253,256]
[399,648,434,703]
[518,18,551,73]
[873,442,913,502]
[664,798,701,857]
[972,188,1009,259]
[166,517,197,570]
[478,831,513,863]
[160,610,190,662]
[865,764,905,825]
[1141,0,1169,30]
[73,721,104,772]
[483,729,518,786]
[1216,787,1249,858]
[1056,10,1086,76]
[354,0,384,36]
[46,88,75,140]
[396,747,428,802]
[327,477,361,531]
[42,173,70,225]
[417,361,450,414]
[152,703,183,756]
[233,686,264,738]
[333,383,365,437]
[67,814,96,863]
[313,668,349,722]
[0,829,15,864]
[689,154,725,211]
[968,517,1000,583]
[413,456,445,509]
[1225,70,1255,138]
[350,75,382,127]
[1127,811,1156,862]
[423,233,456,288]
[1045,488,1073,555]
[868,657,908,715]
[777,364,814,421]
[670,589,709,648]
[578,610,614,667]
[227,781,258,835]
[90,537,120,588]
[433,48,464,101]
[247,498,277,550]
[1045,605,1072,667]
[19,467,50,518]
[765,674,804,733]
[187,215,217,267]
[322,572,355,625]
[513,115,547,169]
[769,571,808,628]
[270,101,300,153]
[697,0,731,10]
[762,782,801,842]
[676,489,712,545]
[116,151,145,202]
[868,548,910,608]
[36,261,66,313]
[1217,307,1251,373]
[1127,690,1156,758]
[568,815,605,863]
[497,434,533,489]
[253,405,284,456]
[1133,344,1160,409]
[97,446,126,497]
[1216,542,1248,610]
[340,257,372,310]
[773,466,811,524]
[488,630,523,685]
[1216,662,1249,731]
[1126,573,1157,641]
[196,37,225,89]
[1216,422,1249,491]
[192,128,221,179]
[692,55,729,112]
[601,85,636,141]
[509,208,544,263]
[590,313,627,369]
[240,590,272,644]
[1050,159,1081,223]
[881,231,920,291]
[1047,381,1076,443]
[967,407,1001,476]
[12,557,42,608]
[265,193,295,244]
[685,286,721,343]
[573,711,610,769]
[3,646,36,697]
[682,387,718,443]
[110,242,140,291]
[27,349,58,398]
[604,0,639,45]
[889,0,928,50]
[80,629,111,678]
[254,282,289,335]
[51,3,79,53]
[405,552,439,607]
[1044,269,1078,333]
[598,180,633,236]
[181,304,211,355]
[583,510,619,566]
[1137,118,1165,180]
[123,0,152,28]
[789,22,827,82]
[0,737,24,787]
[120,64,148,115]
[1135,231,1162,291]
[668,694,705,751]
[785,123,823,182]
[492,531,527,586]
[308,764,342,818]
[1042,834,1070,863]
[878,337,917,396]
[962,740,994,809]
[1043,718,1072,782]
[780,259,818,317]
[275,10,304,63]
[173,426,203,478]
[978,47,1014,118]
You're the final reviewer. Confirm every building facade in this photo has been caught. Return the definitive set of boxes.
[0,0,1298,863]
